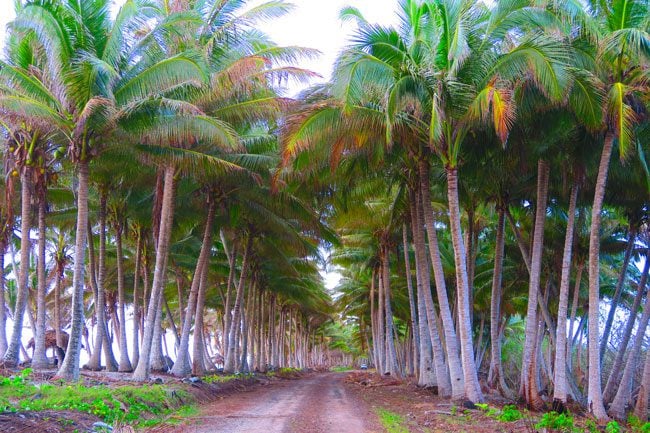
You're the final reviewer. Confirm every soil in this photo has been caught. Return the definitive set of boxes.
[0,410,102,433]
[153,372,383,433]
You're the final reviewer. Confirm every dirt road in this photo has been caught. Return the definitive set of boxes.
[166,372,381,433]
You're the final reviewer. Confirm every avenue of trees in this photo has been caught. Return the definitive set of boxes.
[0,0,649,425]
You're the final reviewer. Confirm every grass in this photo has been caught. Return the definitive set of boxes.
[330,366,352,372]
[377,408,410,433]
[0,368,193,428]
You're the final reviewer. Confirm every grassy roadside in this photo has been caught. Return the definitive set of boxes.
[0,367,304,431]
[377,408,411,433]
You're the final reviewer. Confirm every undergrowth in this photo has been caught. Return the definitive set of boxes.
[0,368,192,427]
[377,408,410,433]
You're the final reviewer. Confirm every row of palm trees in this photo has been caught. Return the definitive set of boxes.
[280,0,650,422]
[0,0,340,383]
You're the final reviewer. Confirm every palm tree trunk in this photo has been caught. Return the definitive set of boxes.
[115,220,132,372]
[32,193,49,369]
[487,205,511,397]
[382,243,401,377]
[377,264,386,374]
[520,159,549,409]
[505,207,531,274]
[4,170,32,367]
[604,254,650,402]
[0,238,7,358]
[552,181,579,407]
[132,228,142,369]
[133,165,176,382]
[587,135,614,420]
[608,274,650,419]
[192,247,212,376]
[56,160,89,380]
[634,349,650,421]
[402,224,419,376]
[446,166,483,403]
[420,160,464,399]
[222,238,237,359]
[410,190,438,388]
[224,235,252,373]
[415,185,451,393]
[171,199,215,376]
[568,262,583,362]
[600,231,635,361]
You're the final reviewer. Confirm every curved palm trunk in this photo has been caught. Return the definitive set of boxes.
[32,193,50,369]
[382,243,401,377]
[56,160,89,380]
[600,234,634,361]
[172,200,215,376]
[604,255,650,402]
[420,160,464,398]
[133,165,176,382]
[116,221,132,372]
[224,235,252,373]
[446,167,483,403]
[4,170,32,367]
[403,224,419,376]
[587,135,613,420]
[370,269,380,370]
[520,160,549,409]
[487,205,511,397]
[552,181,579,406]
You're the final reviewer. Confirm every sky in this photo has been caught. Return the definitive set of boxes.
[0,0,399,290]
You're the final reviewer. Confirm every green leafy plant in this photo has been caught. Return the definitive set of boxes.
[605,420,621,433]
[497,405,523,422]
[535,411,575,432]
[377,408,409,433]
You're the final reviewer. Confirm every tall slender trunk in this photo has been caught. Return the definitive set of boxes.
[552,181,579,407]
[4,170,32,366]
[600,232,634,361]
[634,348,650,420]
[133,165,176,381]
[415,185,451,394]
[0,238,7,358]
[382,242,401,377]
[446,167,483,403]
[223,239,237,359]
[32,193,49,369]
[505,207,531,274]
[115,220,132,372]
[568,262,583,361]
[56,160,89,380]
[604,254,650,402]
[132,228,142,369]
[520,160,549,409]
[377,264,386,374]
[88,193,117,371]
[370,269,380,370]
[608,272,650,419]
[420,160,464,399]
[403,224,419,376]
[224,235,252,373]
[410,189,438,388]
[192,246,212,376]
[487,205,511,397]
[587,135,613,420]
[172,200,215,376]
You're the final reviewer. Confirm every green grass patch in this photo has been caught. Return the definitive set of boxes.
[377,408,410,433]
[330,366,352,372]
[202,372,254,384]
[0,368,193,427]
